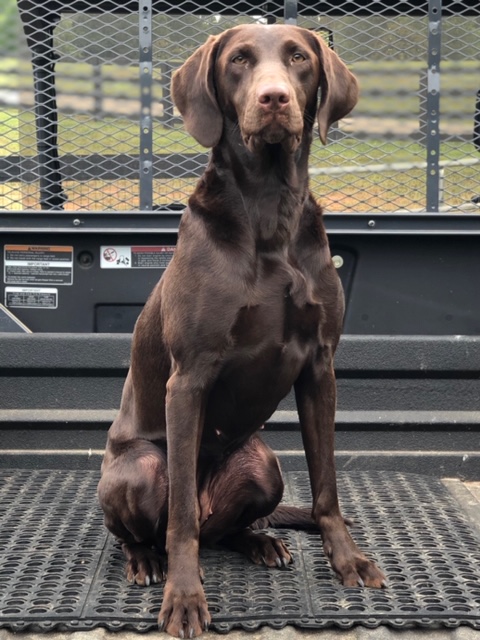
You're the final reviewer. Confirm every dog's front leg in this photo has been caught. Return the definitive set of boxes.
[159,371,211,638]
[294,350,386,588]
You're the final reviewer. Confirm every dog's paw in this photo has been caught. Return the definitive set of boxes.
[323,531,386,588]
[319,514,386,588]
[122,543,166,586]
[244,531,293,568]
[334,552,386,589]
[158,578,211,638]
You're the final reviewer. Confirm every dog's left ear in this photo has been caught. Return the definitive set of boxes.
[172,35,223,148]
[311,32,359,145]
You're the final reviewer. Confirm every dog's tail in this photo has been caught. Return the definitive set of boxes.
[251,505,318,531]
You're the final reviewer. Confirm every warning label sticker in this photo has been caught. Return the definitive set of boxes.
[100,246,175,269]
[4,245,73,286]
[5,287,58,309]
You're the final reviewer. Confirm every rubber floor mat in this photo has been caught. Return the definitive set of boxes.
[0,469,479,632]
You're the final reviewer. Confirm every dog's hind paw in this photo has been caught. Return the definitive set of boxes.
[226,529,293,568]
[122,542,166,586]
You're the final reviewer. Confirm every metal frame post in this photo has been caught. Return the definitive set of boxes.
[139,0,153,211]
[284,0,297,24]
[18,0,67,210]
[426,0,442,212]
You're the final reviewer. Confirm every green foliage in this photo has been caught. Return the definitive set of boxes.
[0,0,19,55]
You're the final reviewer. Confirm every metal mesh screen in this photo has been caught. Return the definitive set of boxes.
[0,0,479,212]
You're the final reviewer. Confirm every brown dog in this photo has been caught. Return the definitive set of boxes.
[98,23,385,638]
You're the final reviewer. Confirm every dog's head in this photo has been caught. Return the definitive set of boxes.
[172,24,358,152]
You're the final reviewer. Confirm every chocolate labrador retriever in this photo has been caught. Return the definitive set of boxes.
[98,23,385,638]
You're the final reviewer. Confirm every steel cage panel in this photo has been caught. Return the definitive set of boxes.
[0,0,479,213]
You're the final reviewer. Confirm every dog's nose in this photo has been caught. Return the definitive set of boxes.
[257,83,290,111]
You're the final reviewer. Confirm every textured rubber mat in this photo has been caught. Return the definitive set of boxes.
[0,469,480,632]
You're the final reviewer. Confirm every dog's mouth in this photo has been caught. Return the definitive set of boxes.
[243,124,302,154]
[241,106,304,153]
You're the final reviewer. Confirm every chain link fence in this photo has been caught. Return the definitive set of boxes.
[0,0,479,213]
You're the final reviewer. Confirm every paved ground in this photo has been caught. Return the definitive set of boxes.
[1,481,479,640]
[1,624,480,640]
[0,627,480,640]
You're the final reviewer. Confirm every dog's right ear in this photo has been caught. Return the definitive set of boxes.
[172,35,223,148]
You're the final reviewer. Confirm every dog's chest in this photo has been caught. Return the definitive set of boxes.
[231,294,320,349]
[225,264,322,378]
[204,261,322,439]
[205,295,320,440]
[232,255,320,348]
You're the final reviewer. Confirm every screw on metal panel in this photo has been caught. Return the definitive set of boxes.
[332,255,344,269]
[73,218,82,226]
[368,220,376,228]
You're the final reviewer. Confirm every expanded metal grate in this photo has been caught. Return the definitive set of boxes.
[0,0,479,212]
[0,469,480,632]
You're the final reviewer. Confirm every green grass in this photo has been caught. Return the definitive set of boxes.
[2,110,205,155]
[3,107,477,165]
[2,57,479,211]
[1,57,477,131]
[4,163,477,212]
[2,57,479,110]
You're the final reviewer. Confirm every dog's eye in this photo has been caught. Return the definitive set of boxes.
[291,52,306,63]
[232,54,247,65]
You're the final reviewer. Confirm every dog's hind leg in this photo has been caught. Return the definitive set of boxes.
[98,439,169,586]
[198,435,293,567]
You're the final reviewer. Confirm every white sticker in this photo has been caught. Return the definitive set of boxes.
[5,287,58,309]
[4,245,73,285]
[100,246,175,269]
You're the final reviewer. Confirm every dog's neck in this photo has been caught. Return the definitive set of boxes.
[190,119,313,251]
